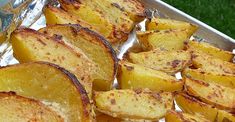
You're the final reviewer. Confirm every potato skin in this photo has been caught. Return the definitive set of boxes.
[94,89,174,120]
[175,93,218,121]
[78,0,145,22]
[183,68,235,89]
[0,62,93,122]
[184,78,235,112]
[11,27,95,97]
[165,111,210,122]
[176,93,235,122]
[39,24,118,91]
[58,0,134,44]
[128,49,191,75]
[117,61,183,92]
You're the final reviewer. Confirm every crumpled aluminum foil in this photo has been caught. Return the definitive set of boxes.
[0,0,48,66]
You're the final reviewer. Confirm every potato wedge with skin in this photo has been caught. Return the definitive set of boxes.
[96,113,152,122]
[0,92,63,122]
[44,5,91,27]
[192,52,235,74]
[128,49,191,74]
[183,68,235,89]
[117,61,183,92]
[185,78,235,111]
[146,18,198,36]
[187,40,234,62]
[78,0,145,22]
[96,113,122,122]
[43,5,120,44]
[137,29,191,51]
[217,110,235,122]
[39,24,118,91]
[11,28,96,97]
[94,89,174,120]
[165,111,210,122]
[175,93,218,121]
[176,93,235,122]
[0,62,93,122]
[59,0,133,44]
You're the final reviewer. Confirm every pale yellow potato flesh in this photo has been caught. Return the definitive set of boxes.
[137,29,191,51]
[11,28,96,97]
[187,40,234,62]
[192,51,235,75]
[94,89,173,120]
[146,17,198,36]
[176,93,235,122]
[0,92,63,122]
[185,78,235,111]
[183,68,235,89]
[165,111,210,122]
[0,62,93,122]
[58,0,134,44]
[39,24,117,91]
[128,49,191,74]
[78,0,145,22]
[117,61,183,92]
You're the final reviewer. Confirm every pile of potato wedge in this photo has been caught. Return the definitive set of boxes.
[0,0,234,121]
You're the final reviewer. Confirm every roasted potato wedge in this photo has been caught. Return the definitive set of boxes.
[59,0,134,44]
[39,24,118,91]
[165,111,210,122]
[176,93,235,122]
[0,62,93,122]
[217,110,235,122]
[44,5,91,27]
[187,40,234,62]
[146,17,198,36]
[78,0,145,22]
[185,78,235,111]
[0,92,63,122]
[192,51,235,74]
[183,68,235,89]
[11,28,96,96]
[137,29,191,51]
[96,113,122,122]
[43,5,119,42]
[117,61,183,92]
[176,93,218,121]
[128,49,191,74]
[94,89,173,120]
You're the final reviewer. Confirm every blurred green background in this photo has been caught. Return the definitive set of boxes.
[163,0,235,39]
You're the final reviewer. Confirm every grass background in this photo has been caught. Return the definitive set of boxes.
[163,0,235,39]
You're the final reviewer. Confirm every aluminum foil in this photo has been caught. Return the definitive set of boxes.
[0,0,48,66]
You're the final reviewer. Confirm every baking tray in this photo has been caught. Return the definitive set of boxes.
[0,0,234,121]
